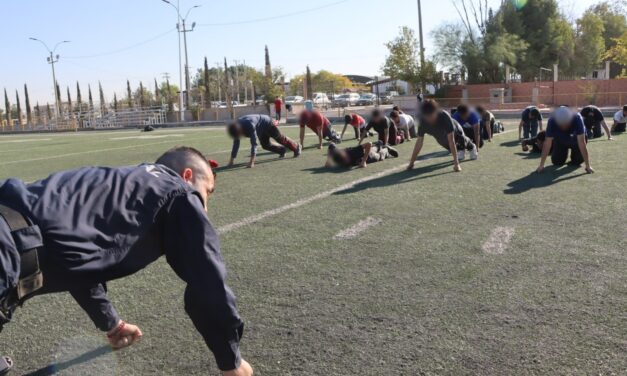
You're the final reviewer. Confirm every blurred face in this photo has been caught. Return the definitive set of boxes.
[181,164,215,212]
[424,111,438,124]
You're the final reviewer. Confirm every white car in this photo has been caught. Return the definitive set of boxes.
[285,96,304,104]
[312,92,331,109]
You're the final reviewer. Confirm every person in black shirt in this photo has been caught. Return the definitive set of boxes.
[521,130,548,153]
[580,105,612,140]
[325,141,398,169]
[360,109,404,146]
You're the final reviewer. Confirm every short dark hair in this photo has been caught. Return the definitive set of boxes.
[372,109,382,118]
[344,115,352,123]
[227,122,239,139]
[623,105,627,112]
[156,146,211,178]
[476,105,486,114]
[392,106,400,112]
[390,110,400,119]
[420,99,439,116]
[457,104,469,115]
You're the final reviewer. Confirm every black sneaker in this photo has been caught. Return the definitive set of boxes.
[279,150,286,159]
[388,147,399,158]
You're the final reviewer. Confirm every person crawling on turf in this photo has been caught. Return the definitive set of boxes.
[580,105,612,140]
[521,130,547,153]
[325,141,399,169]
[407,99,478,173]
[299,109,341,149]
[228,114,301,169]
[341,113,368,141]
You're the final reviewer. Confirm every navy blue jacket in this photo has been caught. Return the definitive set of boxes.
[230,114,275,159]
[0,164,243,371]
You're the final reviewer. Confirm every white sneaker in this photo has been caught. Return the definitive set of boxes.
[470,144,478,160]
[458,150,466,161]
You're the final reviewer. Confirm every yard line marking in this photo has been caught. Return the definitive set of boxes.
[2,137,213,165]
[109,134,184,140]
[482,227,515,255]
[218,129,516,235]
[218,165,405,234]
[333,217,382,240]
[0,138,52,144]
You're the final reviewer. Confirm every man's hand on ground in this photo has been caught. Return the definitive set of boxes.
[407,162,415,170]
[454,164,462,172]
[223,359,253,376]
[536,166,545,173]
[247,162,255,169]
[585,166,595,174]
[107,321,142,350]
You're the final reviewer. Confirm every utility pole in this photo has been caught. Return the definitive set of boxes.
[29,38,70,120]
[181,17,197,108]
[233,60,241,103]
[243,59,248,104]
[417,0,427,93]
[162,1,200,122]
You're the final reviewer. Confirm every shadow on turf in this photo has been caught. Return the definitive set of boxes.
[501,140,522,148]
[504,165,586,194]
[334,159,455,195]
[23,346,111,376]
[515,152,541,160]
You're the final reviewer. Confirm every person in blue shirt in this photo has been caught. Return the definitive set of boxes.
[0,147,253,376]
[452,104,482,159]
[228,114,301,169]
[537,107,594,174]
[519,106,543,140]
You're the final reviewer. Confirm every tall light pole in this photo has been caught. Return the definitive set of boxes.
[417,0,427,93]
[29,38,70,119]
[162,1,200,122]
[181,5,200,108]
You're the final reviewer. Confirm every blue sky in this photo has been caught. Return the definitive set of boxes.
[1,0,598,105]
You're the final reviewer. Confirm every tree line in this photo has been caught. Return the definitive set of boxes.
[383,0,627,88]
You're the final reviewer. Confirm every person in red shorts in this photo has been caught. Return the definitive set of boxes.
[299,109,341,149]
[340,113,370,141]
[274,97,283,121]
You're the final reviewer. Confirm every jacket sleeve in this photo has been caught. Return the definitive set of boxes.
[231,139,240,160]
[162,194,244,371]
[250,132,258,157]
[70,283,120,332]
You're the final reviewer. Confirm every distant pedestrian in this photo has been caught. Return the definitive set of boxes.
[274,97,283,121]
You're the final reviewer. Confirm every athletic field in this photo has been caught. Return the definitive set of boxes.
[0,122,625,375]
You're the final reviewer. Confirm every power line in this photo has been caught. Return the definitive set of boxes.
[197,0,349,27]
[64,28,176,59]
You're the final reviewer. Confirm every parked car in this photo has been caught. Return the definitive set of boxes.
[312,92,331,109]
[332,93,360,107]
[255,95,266,105]
[357,93,377,106]
[285,96,304,104]
[378,94,393,105]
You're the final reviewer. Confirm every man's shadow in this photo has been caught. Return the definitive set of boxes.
[504,165,585,194]
[501,140,521,148]
[23,346,111,376]
[514,152,541,160]
[334,160,455,195]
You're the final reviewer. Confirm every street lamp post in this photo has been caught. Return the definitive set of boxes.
[29,38,70,120]
[162,0,200,122]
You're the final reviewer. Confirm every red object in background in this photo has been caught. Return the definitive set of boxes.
[274,98,282,112]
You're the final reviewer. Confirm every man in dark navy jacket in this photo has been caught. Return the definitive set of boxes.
[0,147,253,376]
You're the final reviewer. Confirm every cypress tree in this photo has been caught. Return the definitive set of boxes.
[126,80,133,108]
[35,102,40,125]
[98,81,106,114]
[3,89,10,126]
[24,84,32,124]
[113,93,118,111]
[76,82,82,113]
[88,84,94,111]
[204,57,211,108]
[139,81,145,108]
[67,87,72,115]
[15,90,22,127]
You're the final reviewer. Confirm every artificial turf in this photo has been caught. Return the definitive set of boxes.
[0,122,625,375]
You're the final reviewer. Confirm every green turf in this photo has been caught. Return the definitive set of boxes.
[0,124,626,375]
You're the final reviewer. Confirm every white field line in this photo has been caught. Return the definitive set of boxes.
[218,129,516,235]
[333,217,382,240]
[3,138,209,165]
[218,166,405,234]
[0,138,52,144]
[482,227,515,255]
[109,134,184,141]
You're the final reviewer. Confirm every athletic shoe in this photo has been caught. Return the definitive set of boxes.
[458,150,466,161]
[0,356,13,376]
[294,143,302,158]
[470,144,478,160]
[522,144,530,152]
[279,150,286,159]
[388,147,399,158]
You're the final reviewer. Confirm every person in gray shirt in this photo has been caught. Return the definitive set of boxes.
[407,99,478,173]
